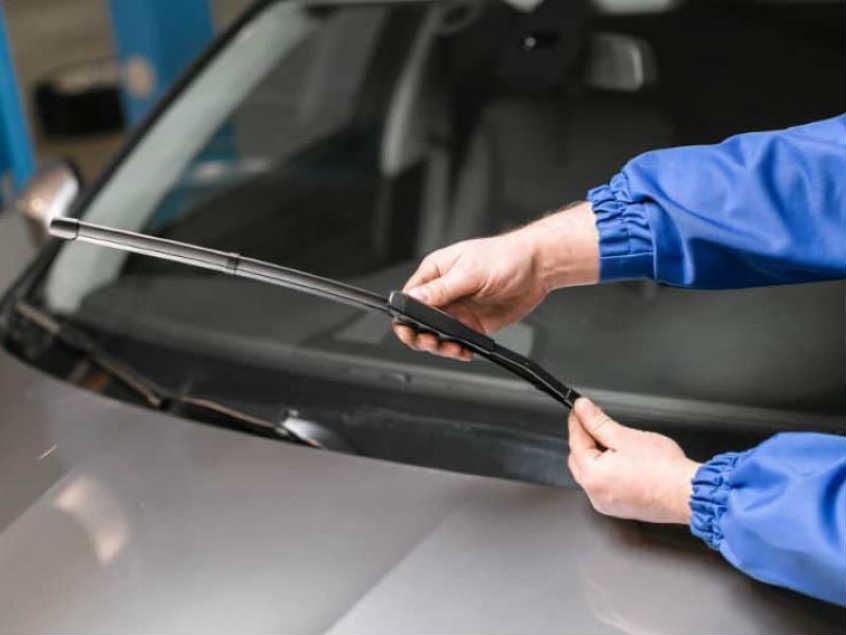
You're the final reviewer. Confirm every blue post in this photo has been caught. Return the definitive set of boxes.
[0,5,35,198]
[108,0,214,126]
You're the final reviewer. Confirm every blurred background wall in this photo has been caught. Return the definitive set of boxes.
[3,0,252,183]
[0,0,251,286]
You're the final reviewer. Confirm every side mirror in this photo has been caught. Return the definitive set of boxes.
[14,161,82,245]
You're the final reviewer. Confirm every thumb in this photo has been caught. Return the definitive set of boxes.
[573,398,629,450]
[409,267,477,308]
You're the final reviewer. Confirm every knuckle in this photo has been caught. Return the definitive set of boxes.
[589,414,617,437]
[590,481,607,499]
[423,248,444,264]
[584,469,612,497]
[588,486,616,512]
[579,470,600,494]
[592,499,612,516]
[587,416,606,434]
[600,489,618,507]
[428,280,447,302]
[419,336,438,351]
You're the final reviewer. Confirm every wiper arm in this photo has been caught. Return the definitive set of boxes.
[12,300,316,444]
[14,299,164,408]
[50,218,581,408]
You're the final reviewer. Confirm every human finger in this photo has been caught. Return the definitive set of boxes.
[415,332,440,353]
[408,265,478,308]
[573,398,629,451]
[393,323,422,350]
[403,257,441,293]
[403,247,461,293]
[568,409,602,470]
[434,340,468,360]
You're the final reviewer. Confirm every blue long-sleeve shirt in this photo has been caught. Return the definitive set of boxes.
[586,115,846,605]
[588,114,845,287]
[690,434,845,606]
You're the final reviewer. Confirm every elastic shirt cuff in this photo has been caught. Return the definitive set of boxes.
[689,451,748,549]
[587,172,655,282]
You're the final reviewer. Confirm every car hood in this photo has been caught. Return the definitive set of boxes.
[0,349,841,634]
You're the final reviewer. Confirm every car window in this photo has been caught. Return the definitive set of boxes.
[39,0,845,416]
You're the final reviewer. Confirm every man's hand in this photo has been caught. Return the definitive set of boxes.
[568,398,701,524]
[393,201,599,360]
[393,231,547,360]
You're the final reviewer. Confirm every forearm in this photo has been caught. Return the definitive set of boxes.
[518,117,846,292]
[516,201,600,291]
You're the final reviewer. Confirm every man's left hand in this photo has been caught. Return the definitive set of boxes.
[568,398,701,524]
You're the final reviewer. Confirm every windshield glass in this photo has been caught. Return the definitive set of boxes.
[38,0,845,419]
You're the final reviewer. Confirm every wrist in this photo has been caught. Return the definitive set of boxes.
[521,201,600,292]
[670,458,702,525]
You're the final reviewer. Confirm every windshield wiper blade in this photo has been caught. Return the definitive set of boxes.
[50,217,581,408]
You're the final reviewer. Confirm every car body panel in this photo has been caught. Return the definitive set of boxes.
[2,1,844,632]
[0,349,842,634]
[0,212,36,291]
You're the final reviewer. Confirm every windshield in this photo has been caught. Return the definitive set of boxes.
[36,0,846,425]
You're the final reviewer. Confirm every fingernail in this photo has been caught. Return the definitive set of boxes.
[409,286,428,302]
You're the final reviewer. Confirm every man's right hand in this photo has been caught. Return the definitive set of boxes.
[393,201,599,360]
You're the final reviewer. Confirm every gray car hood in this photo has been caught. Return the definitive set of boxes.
[0,349,841,634]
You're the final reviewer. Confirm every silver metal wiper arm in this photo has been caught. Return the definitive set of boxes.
[49,217,389,314]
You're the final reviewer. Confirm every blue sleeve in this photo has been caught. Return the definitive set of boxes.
[586,115,846,288]
[690,433,846,605]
